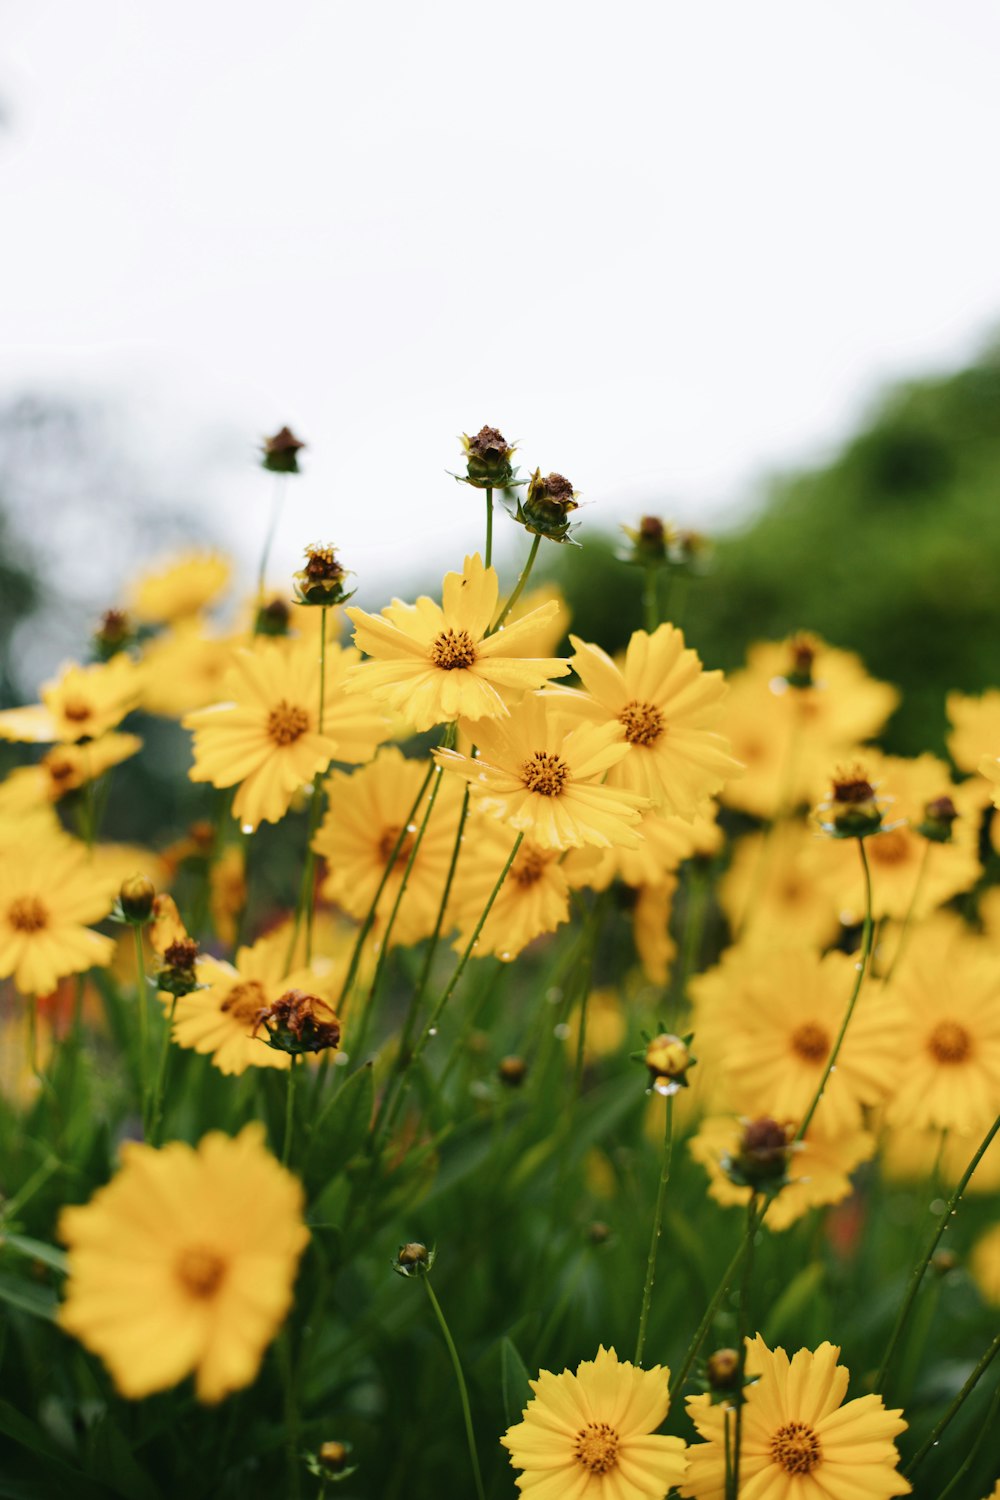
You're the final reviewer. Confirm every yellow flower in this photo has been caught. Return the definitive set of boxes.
[947,689,1000,773]
[566,804,722,891]
[970,1222,1000,1306]
[0,1007,53,1106]
[633,878,678,985]
[0,733,142,815]
[564,987,627,1064]
[690,946,905,1131]
[879,1123,1000,1196]
[129,550,231,623]
[718,819,839,949]
[548,628,741,814]
[314,750,466,949]
[720,636,899,820]
[0,837,116,995]
[882,925,1000,1137]
[689,1115,876,1231]
[980,754,1000,810]
[450,811,570,960]
[344,552,570,732]
[437,696,647,850]
[210,844,246,946]
[682,1335,910,1499]
[169,930,340,1076]
[0,655,141,744]
[501,1345,687,1499]
[184,637,389,830]
[502,581,571,657]
[58,1124,308,1403]
[140,620,242,718]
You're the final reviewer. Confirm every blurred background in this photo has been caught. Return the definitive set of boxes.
[3,0,1000,753]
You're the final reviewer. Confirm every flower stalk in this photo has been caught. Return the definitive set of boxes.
[634,1093,675,1367]
[422,1278,486,1500]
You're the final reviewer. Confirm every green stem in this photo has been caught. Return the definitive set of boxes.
[935,1375,1000,1499]
[490,534,541,634]
[5,1153,61,1221]
[277,1325,302,1500]
[287,608,329,971]
[669,1201,764,1400]
[672,860,710,1024]
[422,1279,486,1500]
[133,926,150,1133]
[149,996,178,1147]
[282,1056,299,1167]
[634,1093,675,1367]
[902,1327,1000,1479]
[875,1111,1000,1390]
[729,1196,758,1500]
[883,840,931,984]
[484,487,493,568]
[643,566,659,632]
[253,472,285,634]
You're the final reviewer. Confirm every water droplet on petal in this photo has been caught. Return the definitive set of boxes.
[241,823,254,835]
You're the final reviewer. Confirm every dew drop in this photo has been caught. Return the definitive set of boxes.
[546,987,563,1005]
[854,961,863,971]
[768,675,789,696]
[499,952,512,962]
[929,1198,946,1215]
[554,1023,570,1040]
[334,1051,349,1067]
[652,1078,681,1097]
[241,823,254,835]
[428,1026,438,1037]
[406,823,417,834]
[829,1064,838,1073]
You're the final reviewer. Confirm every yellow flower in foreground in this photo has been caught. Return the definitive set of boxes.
[501,1345,687,1499]
[58,1124,308,1403]
[549,627,741,814]
[450,812,570,960]
[129,550,231,623]
[682,1336,909,1499]
[946,689,1000,773]
[0,656,141,744]
[0,733,142,814]
[437,696,647,850]
[0,838,116,995]
[690,1116,876,1232]
[345,552,570,731]
[184,637,389,830]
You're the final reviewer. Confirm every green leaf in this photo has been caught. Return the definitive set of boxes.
[763,1260,825,1345]
[500,1336,533,1428]
[0,1400,109,1500]
[1,1233,69,1276]
[0,1270,57,1322]
[305,1062,374,1188]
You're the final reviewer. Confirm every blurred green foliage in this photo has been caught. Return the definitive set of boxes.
[546,346,1000,757]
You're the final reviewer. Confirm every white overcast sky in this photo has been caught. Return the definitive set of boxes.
[4,0,1000,593]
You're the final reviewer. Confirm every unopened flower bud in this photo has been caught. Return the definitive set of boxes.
[253,989,342,1055]
[158,937,201,998]
[318,1441,349,1473]
[118,874,156,925]
[459,426,518,489]
[786,633,817,690]
[620,515,669,566]
[393,1241,435,1277]
[254,594,292,637]
[817,765,885,839]
[587,1220,611,1245]
[261,425,306,474]
[93,608,133,661]
[643,1032,694,1095]
[293,543,354,607]
[706,1348,741,1391]
[723,1116,792,1191]
[498,1055,528,1088]
[516,469,580,544]
[918,795,958,844]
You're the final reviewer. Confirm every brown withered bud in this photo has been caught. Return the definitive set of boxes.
[587,1220,611,1246]
[498,1056,528,1088]
[724,1116,792,1191]
[158,937,201,997]
[459,426,517,489]
[261,425,306,474]
[253,988,342,1055]
[93,608,132,661]
[786,633,817,689]
[919,795,959,844]
[517,468,581,544]
[706,1348,741,1391]
[832,768,877,805]
[255,594,292,637]
[819,764,885,839]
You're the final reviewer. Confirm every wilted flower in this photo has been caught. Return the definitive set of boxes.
[261,425,306,474]
[293,543,354,607]
[458,426,518,489]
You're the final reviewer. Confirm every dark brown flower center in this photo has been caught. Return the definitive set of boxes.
[221,979,268,1026]
[521,751,570,796]
[770,1420,822,1474]
[574,1421,619,1474]
[512,847,548,887]
[378,824,416,869]
[267,700,310,746]
[430,629,477,670]
[8,896,48,933]
[791,1021,829,1063]
[619,699,665,747]
[175,1246,227,1300]
[62,697,93,724]
[928,1020,971,1065]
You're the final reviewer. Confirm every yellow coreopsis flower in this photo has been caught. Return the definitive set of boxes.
[58,1124,308,1403]
[140,619,242,718]
[547,628,741,814]
[0,655,142,744]
[682,1336,910,1499]
[689,1115,876,1231]
[946,688,1000,773]
[501,1345,688,1498]
[449,812,570,960]
[314,750,466,949]
[344,552,570,732]
[718,818,840,948]
[0,837,117,995]
[184,637,390,830]
[436,696,648,850]
[565,803,722,892]
[0,733,142,815]
[129,550,231,624]
[880,1122,1000,1196]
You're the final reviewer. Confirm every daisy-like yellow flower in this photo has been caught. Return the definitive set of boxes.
[689,1115,876,1231]
[718,819,840,949]
[344,552,570,732]
[184,637,390,830]
[720,636,899,820]
[690,946,905,1131]
[501,1345,687,1499]
[315,750,466,949]
[548,628,741,814]
[449,811,569,961]
[946,689,1000,773]
[0,733,142,815]
[129,550,231,624]
[0,837,117,995]
[437,696,647,850]
[140,619,242,718]
[58,1124,308,1403]
[169,931,340,1075]
[682,1335,909,1499]
[0,655,142,744]
[882,925,1000,1137]
[502,581,571,657]
[566,804,722,892]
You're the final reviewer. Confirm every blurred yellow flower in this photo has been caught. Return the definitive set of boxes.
[719,818,840,948]
[0,837,117,995]
[946,688,1000,773]
[437,696,647,850]
[548,627,741,814]
[633,878,677,986]
[129,550,231,623]
[345,552,570,732]
[58,1124,308,1402]
[0,656,141,744]
[501,581,571,657]
[501,1345,687,1498]
[682,1336,909,1499]
[980,753,1000,810]
[141,620,242,718]
[564,987,627,1064]
[0,733,142,814]
[450,813,569,961]
[566,804,721,892]
[210,843,246,946]
[970,1222,1000,1306]
[879,1122,1000,1196]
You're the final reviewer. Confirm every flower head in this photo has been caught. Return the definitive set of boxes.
[129,551,232,624]
[458,425,518,489]
[508,468,581,543]
[0,656,141,745]
[261,425,306,473]
[58,1124,308,1403]
[293,542,354,607]
[449,811,570,960]
[0,837,116,995]
[502,1345,687,1498]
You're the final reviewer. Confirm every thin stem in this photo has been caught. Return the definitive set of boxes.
[287,609,329,971]
[253,472,285,633]
[634,1093,675,1367]
[277,1325,302,1500]
[795,838,873,1143]
[902,1327,1000,1478]
[729,1196,758,1500]
[643,566,659,632]
[282,1056,299,1167]
[149,996,177,1147]
[133,926,150,1133]
[409,785,470,1023]
[490,534,541,634]
[883,840,931,983]
[670,1200,765,1401]
[935,1375,1000,1499]
[484,487,493,568]
[422,1279,486,1500]
[5,1153,61,1221]
[876,1111,1000,1390]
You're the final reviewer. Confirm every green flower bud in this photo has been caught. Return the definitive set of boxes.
[261,425,306,474]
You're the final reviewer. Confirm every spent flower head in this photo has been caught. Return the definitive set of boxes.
[93,608,133,661]
[457,425,519,489]
[253,988,342,1056]
[816,763,887,839]
[722,1115,793,1192]
[261,425,306,473]
[507,468,581,545]
[917,793,959,844]
[293,543,355,607]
